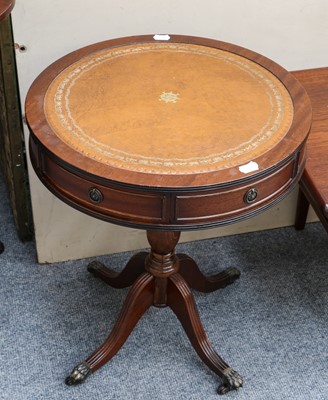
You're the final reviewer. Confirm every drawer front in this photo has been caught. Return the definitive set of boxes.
[40,152,167,225]
[174,160,295,225]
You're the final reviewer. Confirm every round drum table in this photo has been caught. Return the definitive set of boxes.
[26,34,311,395]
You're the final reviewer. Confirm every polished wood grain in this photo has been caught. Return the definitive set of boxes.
[27,36,311,230]
[87,252,148,288]
[26,36,312,394]
[177,253,240,293]
[84,272,154,372]
[66,230,242,393]
[0,0,14,21]
[26,36,311,230]
[293,67,328,231]
[29,132,307,230]
[26,35,311,190]
[0,0,16,253]
[0,0,14,254]
[167,273,243,394]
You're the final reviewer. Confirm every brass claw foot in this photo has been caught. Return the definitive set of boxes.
[223,267,241,286]
[65,362,92,385]
[217,368,243,395]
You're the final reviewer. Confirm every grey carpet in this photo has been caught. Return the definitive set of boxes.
[0,173,327,400]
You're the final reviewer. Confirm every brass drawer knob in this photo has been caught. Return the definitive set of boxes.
[88,187,103,204]
[243,188,258,204]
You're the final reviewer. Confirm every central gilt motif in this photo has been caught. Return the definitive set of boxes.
[159,91,180,103]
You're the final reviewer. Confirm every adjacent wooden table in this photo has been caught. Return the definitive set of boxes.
[0,0,16,251]
[26,35,311,394]
[293,68,328,231]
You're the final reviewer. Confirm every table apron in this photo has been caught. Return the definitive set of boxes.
[29,135,305,231]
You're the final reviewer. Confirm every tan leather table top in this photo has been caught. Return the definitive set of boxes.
[44,42,294,175]
[27,35,311,191]
[27,35,311,229]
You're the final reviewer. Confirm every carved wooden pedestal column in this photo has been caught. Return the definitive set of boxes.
[145,230,181,307]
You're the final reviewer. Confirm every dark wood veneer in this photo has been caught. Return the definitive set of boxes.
[26,35,311,190]
[29,133,306,230]
[26,35,311,394]
[0,0,15,21]
[293,67,328,231]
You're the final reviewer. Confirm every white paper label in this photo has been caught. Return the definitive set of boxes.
[153,34,171,41]
[239,161,259,174]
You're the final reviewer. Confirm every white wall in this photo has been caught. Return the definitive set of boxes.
[12,0,325,263]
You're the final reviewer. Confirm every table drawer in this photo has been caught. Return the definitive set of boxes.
[39,152,167,225]
[174,159,296,225]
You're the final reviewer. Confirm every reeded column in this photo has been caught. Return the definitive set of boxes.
[145,231,181,307]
